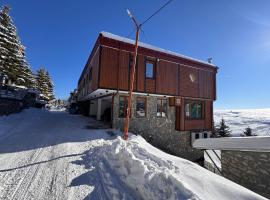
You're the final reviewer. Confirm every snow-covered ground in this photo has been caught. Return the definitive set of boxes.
[0,109,266,199]
[214,108,270,136]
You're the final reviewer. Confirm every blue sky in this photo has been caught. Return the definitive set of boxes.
[2,0,270,109]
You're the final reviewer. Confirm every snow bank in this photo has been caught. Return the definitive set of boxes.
[0,108,47,138]
[87,135,266,200]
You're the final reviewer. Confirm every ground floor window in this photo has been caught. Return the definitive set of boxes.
[157,98,167,117]
[136,97,146,117]
[119,96,130,118]
[185,100,203,119]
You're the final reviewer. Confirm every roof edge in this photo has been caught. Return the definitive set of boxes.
[100,31,217,69]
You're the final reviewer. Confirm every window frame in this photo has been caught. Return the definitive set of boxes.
[145,60,155,79]
[118,96,131,118]
[136,97,147,118]
[157,98,168,118]
[184,100,204,120]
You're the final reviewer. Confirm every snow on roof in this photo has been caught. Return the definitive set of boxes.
[193,136,270,152]
[100,31,217,67]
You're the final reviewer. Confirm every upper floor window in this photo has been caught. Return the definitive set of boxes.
[157,98,167,117]
[145,61,154,78]
[185,100,203,119]
[136,97,146,117]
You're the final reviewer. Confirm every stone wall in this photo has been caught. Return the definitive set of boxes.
[112,93,203,161]
[221,150,270,199]
[0,98,24,116]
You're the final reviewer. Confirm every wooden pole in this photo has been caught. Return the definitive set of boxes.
[123,27,140,140]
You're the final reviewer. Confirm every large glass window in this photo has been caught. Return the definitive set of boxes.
[185,100,203,119]
[119,96,130,118]
[145,61,154,78]
[157,98,167,117]
[136,97,146,117]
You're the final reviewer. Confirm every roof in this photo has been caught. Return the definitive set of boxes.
[100,31,217,68]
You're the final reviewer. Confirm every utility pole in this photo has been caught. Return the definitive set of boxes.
[123,9,140,140]
[123,0,174,140]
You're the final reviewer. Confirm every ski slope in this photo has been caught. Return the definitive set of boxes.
[0,109,266,200]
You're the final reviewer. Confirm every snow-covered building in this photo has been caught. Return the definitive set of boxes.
[77,32,218,161]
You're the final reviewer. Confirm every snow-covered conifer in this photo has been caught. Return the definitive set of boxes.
[0,5,35,87]
[217,118,231,137]
[36,68,54,100]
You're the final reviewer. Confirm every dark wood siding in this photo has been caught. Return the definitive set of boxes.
[179,65,199,97]
[198,70,215,99]
[99,47,118,89]
[204,100,213,130]
[100,34,217,73]
[118,50,129,90]
[90,47,100,92]
[145,79,155,93]
[156,60,178,95]
[137,54,145,92]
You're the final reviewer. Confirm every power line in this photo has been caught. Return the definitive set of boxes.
[126,0,174,39]
[140,0,174,26]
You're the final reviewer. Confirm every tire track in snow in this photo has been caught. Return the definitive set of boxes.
[2,146,45,200]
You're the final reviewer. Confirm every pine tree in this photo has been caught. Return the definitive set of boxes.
[211,121,219,138]
[45,71,54,100]
[0,5,35,87]
[36,68,54,101]
[243,127,253,137]
[217,118,231,137]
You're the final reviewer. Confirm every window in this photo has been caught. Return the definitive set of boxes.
[185,100,203,119]
[119,96,130,118]
[157,98,167,117]
[145,61,154,78]
[136,97,146,117]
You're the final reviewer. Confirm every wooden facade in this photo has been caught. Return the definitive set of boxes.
[78,32,218,131]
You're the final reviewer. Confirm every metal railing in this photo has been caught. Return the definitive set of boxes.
[204,149,222,175]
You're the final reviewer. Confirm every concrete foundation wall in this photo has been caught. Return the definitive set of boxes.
[89,100,98,117]
[221,150,270,199]
[112,93,203,161]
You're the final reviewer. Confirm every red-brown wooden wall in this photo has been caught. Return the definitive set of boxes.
[78,33,217,131]
[97,46,216,100]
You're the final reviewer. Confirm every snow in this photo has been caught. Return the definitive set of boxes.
[0,109,266,200]
[101,31,217,67]
[214,108,270,136]
[87,135,265,200]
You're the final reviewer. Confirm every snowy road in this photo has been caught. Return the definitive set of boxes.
[0,109,110,200]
